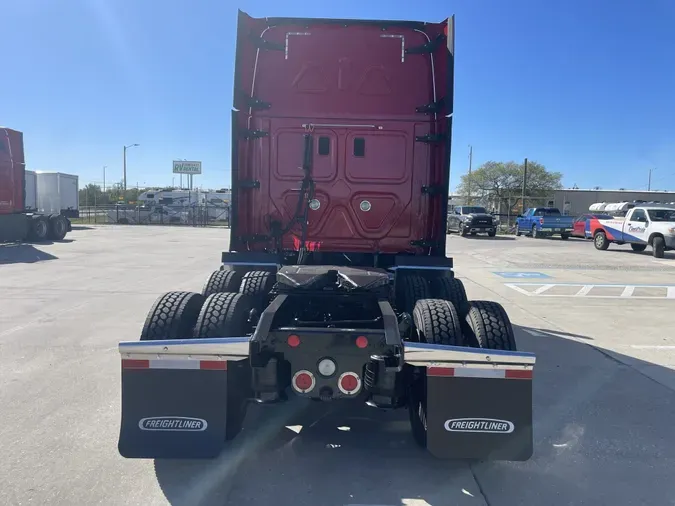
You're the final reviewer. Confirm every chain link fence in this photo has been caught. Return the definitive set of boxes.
[76,204,230,228]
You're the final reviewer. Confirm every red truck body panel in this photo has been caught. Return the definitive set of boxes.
[0,128,26,215]
[231,11,454,255]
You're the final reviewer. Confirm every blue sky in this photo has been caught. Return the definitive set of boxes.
[2,0,674,192]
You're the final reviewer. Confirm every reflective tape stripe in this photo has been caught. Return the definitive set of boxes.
[427,366,532,379]
[121,359,227,370]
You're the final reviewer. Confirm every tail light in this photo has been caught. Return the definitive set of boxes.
[292,370,315,393]
[355,335,368,348]
[338,372,361,395]
[539,217,544,225]
[287,334,300,347]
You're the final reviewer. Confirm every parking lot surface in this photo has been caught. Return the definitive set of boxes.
[1,227,675,506]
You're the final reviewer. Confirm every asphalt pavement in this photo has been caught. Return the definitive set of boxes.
[1,226,674,506]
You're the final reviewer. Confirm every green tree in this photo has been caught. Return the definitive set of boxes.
[457,160,562,210]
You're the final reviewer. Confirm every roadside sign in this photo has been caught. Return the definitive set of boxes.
[493,272,551,279]
[172,161,202,174]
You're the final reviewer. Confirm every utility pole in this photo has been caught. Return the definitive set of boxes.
[467,145,473,205]
[123,143,140,191]
[648,168,656,191]
[521,158,528,213]
[103,166,107,192]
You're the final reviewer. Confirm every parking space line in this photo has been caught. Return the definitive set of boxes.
[574,285,594,296]
[621,286,635,297]
[668,287,675,299]
[533,284,555,294]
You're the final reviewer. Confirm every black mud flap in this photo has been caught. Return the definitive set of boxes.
[425,366,533,461]
[118,358,251,459]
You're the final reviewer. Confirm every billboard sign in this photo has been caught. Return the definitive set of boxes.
[172,161,202,174]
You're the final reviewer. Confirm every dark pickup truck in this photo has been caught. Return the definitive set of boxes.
[447,206,498,237]
[515,207,575,239]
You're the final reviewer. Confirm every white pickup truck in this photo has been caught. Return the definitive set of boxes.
[590,206,675,258]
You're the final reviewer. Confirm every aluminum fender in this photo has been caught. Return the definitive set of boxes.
[403,341,536,370]
[119,336,250,362]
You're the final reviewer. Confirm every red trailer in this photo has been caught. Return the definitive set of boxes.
[0,127,70,242]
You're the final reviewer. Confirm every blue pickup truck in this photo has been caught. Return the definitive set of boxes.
[515,207,575,239]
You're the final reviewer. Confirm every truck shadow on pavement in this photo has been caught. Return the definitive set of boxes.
[603,248,675,260]
[154,325,675,506]
[0,243,59,264]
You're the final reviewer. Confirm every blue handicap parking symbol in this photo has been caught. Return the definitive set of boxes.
[493,271,551,279]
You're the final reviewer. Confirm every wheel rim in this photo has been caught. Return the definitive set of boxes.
[37,221,47,237]
[595,234,603,247]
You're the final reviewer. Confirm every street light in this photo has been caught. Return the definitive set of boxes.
[123,143,140,191]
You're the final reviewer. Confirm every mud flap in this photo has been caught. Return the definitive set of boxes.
[118,358,251,459]
[425,367,533,460]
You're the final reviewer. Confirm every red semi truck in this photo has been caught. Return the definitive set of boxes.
[0,127,70,242]
[117,11,536,462]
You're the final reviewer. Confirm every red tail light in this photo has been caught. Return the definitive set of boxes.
[292,370,315,393]
[539,217,544,225]
[287,334,300,347]
[338,372,361,395]
[355,335,368,348]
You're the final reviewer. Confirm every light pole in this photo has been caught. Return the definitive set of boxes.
[123,143,139,191]
[648,168,656,191]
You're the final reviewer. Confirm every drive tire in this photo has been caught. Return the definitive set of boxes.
[239,270,276,297]
[594,230,610,250]
[202,269,245,297]
[193,292,255,338]
[631,243,647,253]
[140,291,205,341]
[653,236,665,258]
[47,215,68,241]
[460,227,468,237]
[29,216,49,242]
[193,292,256,440]
[488,230,496,237]
[412,299,464,346]
[464,300,517,351]
[431,277,469,317]
[395,274,431,315]
[560,233,570,240]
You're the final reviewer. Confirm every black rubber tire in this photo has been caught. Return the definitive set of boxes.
[413,299,464,346]
[594,231,609,250]
[431,277,469,317]
[560,233,570,240]
[515,224,522,237]
[202,269,245,297]
[29,216,49,242]
[460,227,468,237]
[464,300,517,351]
[239,270,276,297]
[631,243,647,252]
[653,236,665,258]
[488,230,496,237]
[140,291,205,341]
[395,274,431,314]
[531,225,538,238]
[193,292,255,338]
[48,215,68,241]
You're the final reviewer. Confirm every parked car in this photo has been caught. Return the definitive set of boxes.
[590,206,675,258]
[515,207,575,239]
[571,213,615,238]
[447,206,498,237]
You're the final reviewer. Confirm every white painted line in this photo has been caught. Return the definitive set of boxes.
[630,345,675,350]
[621,286,635,297]
[574,285,594,297]
[503,283,533,296]
[533,284,555,295]
[668,287,675,299]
